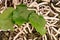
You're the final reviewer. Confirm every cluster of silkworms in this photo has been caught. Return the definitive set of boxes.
[0,0,36,13]
[12,23,39,40]
[0,0,60,40]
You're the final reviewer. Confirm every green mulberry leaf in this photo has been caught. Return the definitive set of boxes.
[29,13,46,35]
[13,4,32,25]
[0,7,14,31]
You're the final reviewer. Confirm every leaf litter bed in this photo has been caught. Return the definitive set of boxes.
[0,0,60,40]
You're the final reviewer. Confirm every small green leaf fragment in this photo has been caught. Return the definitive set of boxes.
[29,13,46,35]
